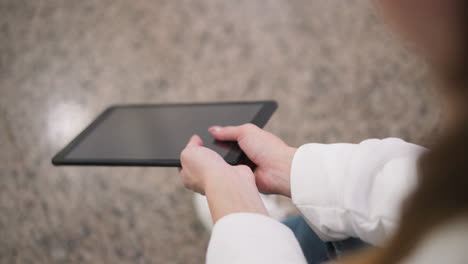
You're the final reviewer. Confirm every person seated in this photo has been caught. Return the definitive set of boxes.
[178,0,468,263]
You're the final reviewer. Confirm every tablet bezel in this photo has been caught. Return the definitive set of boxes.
[51,101,278,167]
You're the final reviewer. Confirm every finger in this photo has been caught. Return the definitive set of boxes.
[208,126,239,141]
[209,124,253,141]
[180,135,203,168]
[185,134,204,148]
[236,164,253,174]
[239,155,257,171]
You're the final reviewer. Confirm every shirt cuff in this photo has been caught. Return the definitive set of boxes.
[290,143,352,241]
[207,213,307,264]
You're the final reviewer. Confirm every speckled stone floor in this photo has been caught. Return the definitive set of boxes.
[1,0,439,263]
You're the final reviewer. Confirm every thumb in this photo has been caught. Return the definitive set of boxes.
[185,134,204,148]
[208,125,244,141]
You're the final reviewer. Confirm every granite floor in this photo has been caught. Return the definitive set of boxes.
[1,0,439,263]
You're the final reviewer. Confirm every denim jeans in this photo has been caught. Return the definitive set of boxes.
[283,215,369,264]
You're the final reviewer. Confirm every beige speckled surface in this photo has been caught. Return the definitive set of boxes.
[1,0,439,263]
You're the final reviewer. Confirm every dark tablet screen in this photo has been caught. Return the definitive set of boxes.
[52,101,277,167]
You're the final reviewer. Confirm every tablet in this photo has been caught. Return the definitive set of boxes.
[52,101,277,167]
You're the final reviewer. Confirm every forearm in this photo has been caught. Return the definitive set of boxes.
[290,138,426,245]
[276,146,297,197]
[205,171,268,223]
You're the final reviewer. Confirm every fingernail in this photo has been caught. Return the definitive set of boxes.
[209,126,222,132]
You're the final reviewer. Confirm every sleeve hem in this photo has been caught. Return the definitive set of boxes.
[291,143,342,209]
[207,213,307,264]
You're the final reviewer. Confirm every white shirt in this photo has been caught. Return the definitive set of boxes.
[205,138,468,263]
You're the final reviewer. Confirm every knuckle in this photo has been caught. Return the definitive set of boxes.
[238,164,248,170]
[242,123,257,132]
[180,151,186,163]
[237,164,251,173]
[180,148,191,162]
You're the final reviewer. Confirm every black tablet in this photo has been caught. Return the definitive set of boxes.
[52,101,277,167]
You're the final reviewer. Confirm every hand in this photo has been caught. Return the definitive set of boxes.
[179,135,267,222]
[209,123,297,197]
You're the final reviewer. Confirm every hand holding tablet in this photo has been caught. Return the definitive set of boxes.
[52,101,277,167]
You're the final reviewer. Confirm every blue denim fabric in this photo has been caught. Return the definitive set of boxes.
[283,215,369,264]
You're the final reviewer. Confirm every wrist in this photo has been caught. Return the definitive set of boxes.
[204,169,267,223]
[204,166,254,194]
[277,146,296,197]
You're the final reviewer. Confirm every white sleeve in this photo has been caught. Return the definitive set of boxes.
[291,138,426,246]
[206,213,307,264]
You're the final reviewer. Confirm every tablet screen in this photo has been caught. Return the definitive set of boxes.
[54,102,276,166]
